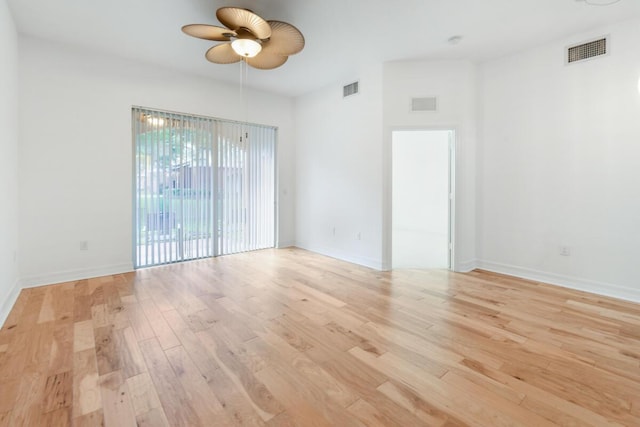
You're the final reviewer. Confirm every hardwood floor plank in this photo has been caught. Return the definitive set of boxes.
[74,320,95,353]
[204,363,268,427]
[244,328,301,367]
[146,278,177,312]
[463,352,629,426]
[290,352,360,408]
[266,315,315,353]
[442,367,525,405]
[261,358,365,427]
[138,298,180,350]
[0,412,10,427]
[126,372,162,417]
[102,283,128,330]
[52,283,75,322]
[73,295,93,323]
[43,370,73,413]
[49,322,75,375]
[18,289,46,332]
[71,409,104,427]
[1,248,639,426]
[0,377,20,413]
[122,299,155,342]
[135,407,170,427]
[116,327,147,379]
[347,398,403,427]
[292,280,347,308]
[38,287,56,324]
[137,337,201,426]
[165,345,235,426]
[500,361,636,425]
[519,395,610,427]
[41,407,71,427]
[200,293,258,342]
[264,411,296,427]
[94,326,120,376]
[72,349,102,418]
[0,331,29,379]
[254,366,333,427]
[161,309,221,381]
[357,346,555,427]
[196,328,284,422]
[98,370,137,427]
[8,371,45,426]
[90,305,109,330]
[376,380,459,426]
[314,354,425,426]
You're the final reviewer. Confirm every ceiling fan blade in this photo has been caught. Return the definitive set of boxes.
[246,52,288,70]
[205,43,242,64]
[216,7,271,40]
[182,24,235,41]
[262,21,305,56]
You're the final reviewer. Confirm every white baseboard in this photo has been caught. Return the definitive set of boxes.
[295,242,384,270]
[476,260,640,303]
[20,262,134,289]
[276,240,296,249]
[0,279,22,328]
[455,259,477,273]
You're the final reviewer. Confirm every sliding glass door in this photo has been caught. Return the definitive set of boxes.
[132,107,276,268]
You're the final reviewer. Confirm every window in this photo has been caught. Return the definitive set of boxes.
[132,107,276,268]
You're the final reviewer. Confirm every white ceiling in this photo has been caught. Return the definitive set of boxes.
[8,0,640,97]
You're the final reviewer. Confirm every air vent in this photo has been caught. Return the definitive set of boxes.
[343,81,359,97]
[567,37,607,64]
[411,97,437,112]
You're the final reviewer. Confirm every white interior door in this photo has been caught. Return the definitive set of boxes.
[392,130,452,269]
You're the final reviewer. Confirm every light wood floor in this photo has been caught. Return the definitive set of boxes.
[1,248,639,426]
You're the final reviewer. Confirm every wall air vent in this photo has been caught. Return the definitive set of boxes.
[343,81,359,98]
[567,37,608,64]
[411,97,437,112]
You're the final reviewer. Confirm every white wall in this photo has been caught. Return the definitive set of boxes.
[18,36,295,286]
[0,0,20,325]
[478,18,640,301]
[12,14,640,307]
[295,67,384,269]
[294,60,477,272]
[383,60,478,271]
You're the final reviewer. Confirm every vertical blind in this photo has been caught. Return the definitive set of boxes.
[132,107,276,268]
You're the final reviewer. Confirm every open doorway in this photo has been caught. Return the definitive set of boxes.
[392,129,453,269]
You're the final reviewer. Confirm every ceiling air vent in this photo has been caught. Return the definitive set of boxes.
[411,97,437,112]
[567,37,608,64]
[343,81,359,98]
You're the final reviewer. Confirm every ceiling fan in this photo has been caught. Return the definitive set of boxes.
[182,7,305,70]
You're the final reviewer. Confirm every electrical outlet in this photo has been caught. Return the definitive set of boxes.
[559,246,571,256]
[80,241,89,251]
[357,232,361,240]
[332,227,336,237]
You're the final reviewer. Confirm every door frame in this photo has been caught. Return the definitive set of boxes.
[383,127,456,271]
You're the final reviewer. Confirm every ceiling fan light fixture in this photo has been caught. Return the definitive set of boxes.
[183,7,304,69]
[231,39,262,57]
